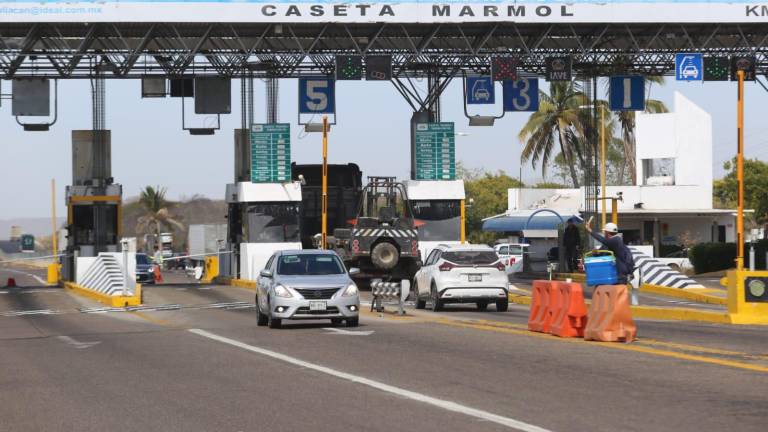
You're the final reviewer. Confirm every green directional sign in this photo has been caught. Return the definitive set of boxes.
[250,123,291,183]
[415,122,455,181]
[20,234,34,253]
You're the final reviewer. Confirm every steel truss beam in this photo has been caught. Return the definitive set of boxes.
[0,22,767,78]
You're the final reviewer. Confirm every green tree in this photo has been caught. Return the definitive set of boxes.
[136,186,185,246]
[714,158,768,223]
[464,172,523,244]
[518,81,587,187]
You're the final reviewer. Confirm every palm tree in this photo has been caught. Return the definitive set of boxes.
[136,186,184,248]
[612,76,669,184]
[518,81,588,187]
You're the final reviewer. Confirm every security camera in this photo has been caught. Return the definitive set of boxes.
[298,174,307,186]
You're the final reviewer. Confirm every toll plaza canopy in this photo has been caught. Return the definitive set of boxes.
[0,0,766,78]
[1,0,767,23]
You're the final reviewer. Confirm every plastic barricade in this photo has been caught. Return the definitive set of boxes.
[584,284,637,342]
[549,281,588,338]
[528,280,560,333]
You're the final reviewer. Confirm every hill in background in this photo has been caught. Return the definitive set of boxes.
[122,194,227,251]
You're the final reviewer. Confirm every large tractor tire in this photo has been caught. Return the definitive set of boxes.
[371,242,399,271]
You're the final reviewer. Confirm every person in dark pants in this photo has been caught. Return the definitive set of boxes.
[563,218,581,273]
[585,218,634,285]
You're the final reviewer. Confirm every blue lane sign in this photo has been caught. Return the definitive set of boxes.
[298,77,335,114]
[466,76,495,104]
[503,78,539,112]
[609,76,645,111]
[675,53,703,81]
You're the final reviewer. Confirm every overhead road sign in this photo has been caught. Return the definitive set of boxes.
[251,123,291,183]
[609,76,645,111]
[675,53,703,81]
[503,78,539,112]
[299,78,335,114]
[492,56,518,82]
[415,123,455,181]
[466,77,495,105]
[545,57,572,82]
[2,1,767,23]
[365,56,392,81]
[730,55,756,81]
[704,57,730,81]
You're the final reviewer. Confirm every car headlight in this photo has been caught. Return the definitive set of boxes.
[274,285,293,298]
[342,283,358,297]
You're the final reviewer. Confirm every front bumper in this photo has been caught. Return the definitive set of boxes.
[438,286,508,303]
[136,272,155,284]
[270,294,360,320]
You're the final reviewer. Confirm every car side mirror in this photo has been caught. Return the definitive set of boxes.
[260,269,273,278]
[348,267,360,276]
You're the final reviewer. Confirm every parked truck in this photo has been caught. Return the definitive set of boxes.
[292,163,362,249]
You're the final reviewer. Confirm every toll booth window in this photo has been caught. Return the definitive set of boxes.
[411,200,461,241]
[642,158,675,186]
[245,203,300,243]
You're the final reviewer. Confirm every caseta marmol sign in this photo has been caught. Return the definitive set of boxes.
[0,0,767,23]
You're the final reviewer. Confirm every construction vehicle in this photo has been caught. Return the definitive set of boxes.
[331,177,420,282]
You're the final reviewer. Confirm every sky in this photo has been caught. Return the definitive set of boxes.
[1,75,767,219]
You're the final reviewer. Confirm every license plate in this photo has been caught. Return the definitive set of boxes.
[468,274,482,282]
[309,301,327,311]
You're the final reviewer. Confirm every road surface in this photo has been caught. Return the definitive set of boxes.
[1,266,766,432]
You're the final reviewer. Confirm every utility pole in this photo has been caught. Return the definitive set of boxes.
[321,115,329,249]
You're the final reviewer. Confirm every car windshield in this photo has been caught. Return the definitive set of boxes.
[277,254,345,276]
[442,251,499,265]
[136,254,150,265]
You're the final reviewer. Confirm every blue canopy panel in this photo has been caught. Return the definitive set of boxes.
[482,215,580,233]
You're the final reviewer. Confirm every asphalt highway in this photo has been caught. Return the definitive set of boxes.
[1,266,767,432]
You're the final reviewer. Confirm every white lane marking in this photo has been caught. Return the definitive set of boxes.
[322,327,374,336]
[1,309,60,317]
[57,335,101,349]
[188,329,551,432]
[2,268,48,286]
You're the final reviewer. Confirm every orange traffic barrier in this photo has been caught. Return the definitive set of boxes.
[549,281,588,338]
[584,284,637,342]
[6,277,16,288]
[528,280,561,333]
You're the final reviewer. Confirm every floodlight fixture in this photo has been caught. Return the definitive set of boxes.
[468,116,496,126]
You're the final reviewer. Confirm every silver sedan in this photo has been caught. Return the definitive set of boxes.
[255,250,360,329]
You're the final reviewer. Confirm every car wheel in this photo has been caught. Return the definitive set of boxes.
[267,308,282,329]
[331,318,343,326]
[346,317,359,327]
[430,284,443,312]
[255,297,268,327]
[414,281,426,309]
[476,301,488,311]
[496,298,509,312]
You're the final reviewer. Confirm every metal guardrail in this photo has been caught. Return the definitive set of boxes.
[370,279,410,316]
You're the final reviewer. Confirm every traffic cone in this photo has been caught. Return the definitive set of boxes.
[153,265,164,283]
[6,277,16,288]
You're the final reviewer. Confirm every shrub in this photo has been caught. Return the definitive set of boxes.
[689,243,736,274]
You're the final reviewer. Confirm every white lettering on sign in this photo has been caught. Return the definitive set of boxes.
[306,80,328,111]
[623,78,632,109]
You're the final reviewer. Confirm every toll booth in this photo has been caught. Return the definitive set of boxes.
[227,129,302,280]
[404,180,465,260]
[62,130,122,281]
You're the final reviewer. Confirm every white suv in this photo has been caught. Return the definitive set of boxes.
[413,244,509,312]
